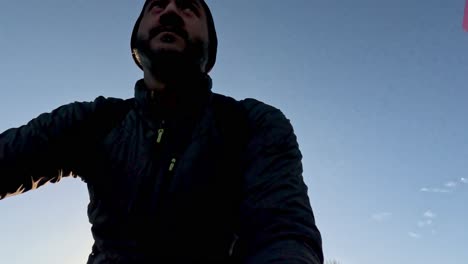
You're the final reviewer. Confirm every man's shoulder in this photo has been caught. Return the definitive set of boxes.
[234,97,297,152]
[237,97,290,130]
[61,96,129,109]
[89,96,132,106]
[238,97,278,115]
[79,96,134,113]
[212,93,292,139]
[212,93,284,120]
[49,96,133,127]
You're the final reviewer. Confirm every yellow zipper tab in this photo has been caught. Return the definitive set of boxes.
[156,129,165,143]
[168,158,177,172]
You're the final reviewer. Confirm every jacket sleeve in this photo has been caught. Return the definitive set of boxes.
[235,99,324,264]
[0,96,123,200]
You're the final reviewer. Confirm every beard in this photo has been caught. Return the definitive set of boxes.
[134,34,209,83]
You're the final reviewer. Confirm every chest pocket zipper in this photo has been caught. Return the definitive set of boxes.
[168,158,177,172]
[156,128,165,144]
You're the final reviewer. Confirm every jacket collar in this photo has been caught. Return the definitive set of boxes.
[134,74,213,120]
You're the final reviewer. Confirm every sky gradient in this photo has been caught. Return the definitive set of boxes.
[1,1,467,263]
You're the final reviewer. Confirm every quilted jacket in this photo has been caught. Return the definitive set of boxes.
[0,76,323,263]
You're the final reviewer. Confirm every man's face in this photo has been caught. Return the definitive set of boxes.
[136,0,210,73]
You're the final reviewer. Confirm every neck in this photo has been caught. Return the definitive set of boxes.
[143,66,208,91]
[142,69,210,110]
[143,70,178,110]
[143,70,167,92]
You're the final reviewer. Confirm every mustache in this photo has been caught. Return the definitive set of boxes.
[149,26,189,41]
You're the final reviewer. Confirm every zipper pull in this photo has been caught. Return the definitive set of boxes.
[168,158,177,172]
[156,128,165,143]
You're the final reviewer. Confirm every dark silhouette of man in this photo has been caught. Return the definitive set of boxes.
[0,1,324,263]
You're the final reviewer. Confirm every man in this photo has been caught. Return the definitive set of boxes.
[0,0,324,263]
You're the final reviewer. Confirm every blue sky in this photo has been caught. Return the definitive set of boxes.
[1,1,467,263]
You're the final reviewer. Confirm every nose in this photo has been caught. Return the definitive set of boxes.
[159,2,184,27]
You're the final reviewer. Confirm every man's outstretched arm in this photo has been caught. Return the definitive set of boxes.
[234,99,324,264]
[0,96,126,200]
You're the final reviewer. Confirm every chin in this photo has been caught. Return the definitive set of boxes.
[150,39,185,52]
[154,46,185,54]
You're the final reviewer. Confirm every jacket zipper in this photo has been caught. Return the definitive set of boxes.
[156,120,165,144]
[156,128,165,143]
[168,158,177,172]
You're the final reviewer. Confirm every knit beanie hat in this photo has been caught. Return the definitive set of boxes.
[131,0,218,73]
